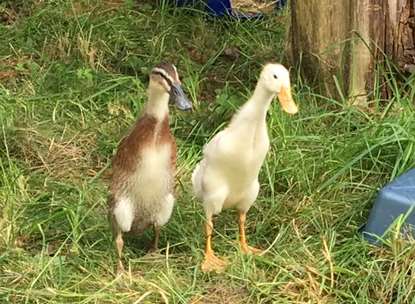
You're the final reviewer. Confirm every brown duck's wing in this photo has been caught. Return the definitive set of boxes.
[112,114,158,174]
[170,137,177,174]
[107,194,120,236]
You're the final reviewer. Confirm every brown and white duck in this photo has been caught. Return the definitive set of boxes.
[108,62,192,273]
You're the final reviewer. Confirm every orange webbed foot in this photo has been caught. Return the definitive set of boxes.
[240,243,263,255]
[201,251,228,273]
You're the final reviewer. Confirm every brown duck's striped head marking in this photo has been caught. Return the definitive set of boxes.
[150,62,192,111]
[151,62,180,85]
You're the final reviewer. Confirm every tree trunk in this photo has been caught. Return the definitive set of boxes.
[290,0,415,106]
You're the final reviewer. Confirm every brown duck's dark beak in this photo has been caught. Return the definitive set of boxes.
[170,83,192,111]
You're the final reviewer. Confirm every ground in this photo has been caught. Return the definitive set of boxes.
[1,1,415,303]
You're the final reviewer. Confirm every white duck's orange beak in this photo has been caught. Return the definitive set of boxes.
[278,85,298,114]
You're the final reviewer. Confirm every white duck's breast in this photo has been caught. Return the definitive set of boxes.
[206,123,270,192]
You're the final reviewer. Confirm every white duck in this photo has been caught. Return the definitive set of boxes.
[192,63,298,272]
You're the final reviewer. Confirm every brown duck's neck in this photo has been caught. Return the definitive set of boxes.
[145,88,170,121]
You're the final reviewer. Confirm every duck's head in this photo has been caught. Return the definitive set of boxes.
[149,62,192,111]
[258,63,298,114]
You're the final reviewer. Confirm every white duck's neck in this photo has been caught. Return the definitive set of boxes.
[231,83,275,126]
[145,87,169,120]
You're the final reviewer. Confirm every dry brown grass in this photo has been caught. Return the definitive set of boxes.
[0,55,31,81]
[232,0,277,13]
[68,0,124,16]
[9,127,99,180]
[190,285,249,304]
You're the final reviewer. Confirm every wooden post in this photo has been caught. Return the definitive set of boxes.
[290,0,414,106]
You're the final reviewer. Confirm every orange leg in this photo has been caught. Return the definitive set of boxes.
[201,215,228,273]
[238,211,262,255]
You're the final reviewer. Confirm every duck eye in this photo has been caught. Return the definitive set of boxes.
[273,74,278,79]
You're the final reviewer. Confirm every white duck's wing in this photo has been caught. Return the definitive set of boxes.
[191,130,227,196]
[202,130,227,158]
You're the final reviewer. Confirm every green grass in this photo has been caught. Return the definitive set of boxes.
[1,1,415,303]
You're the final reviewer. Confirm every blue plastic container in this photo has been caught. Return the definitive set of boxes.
[206,0,232,16]
[362,169,415,244]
